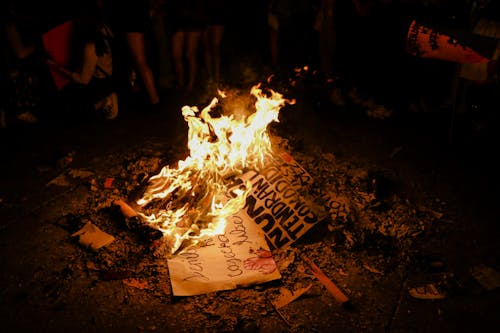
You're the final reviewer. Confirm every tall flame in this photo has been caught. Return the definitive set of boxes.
[136,84,294,255]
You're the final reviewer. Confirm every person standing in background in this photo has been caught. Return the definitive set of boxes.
[2,0,48,125]
[45,0,119,120]
[267,0,280,67]
[163,0,207,96]
[103,0,160,110]
[203,0,229,90]
[149,0,176,92]
[267,0,317,72]
[314,0,336,79]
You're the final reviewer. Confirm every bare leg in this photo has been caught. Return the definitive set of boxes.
[269,28,278,66]
[319,28,336,76]
[203,28,213,81]
[171,31,185,91]
[210,24,224,84]
[185,30,202,94]
[126,32,160,105]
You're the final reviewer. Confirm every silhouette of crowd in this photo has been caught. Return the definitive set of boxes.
[1,0,498,134]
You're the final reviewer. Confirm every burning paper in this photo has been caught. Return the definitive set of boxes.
[135,85,295,255]
[130,84,331,295]
[166,148,327,295]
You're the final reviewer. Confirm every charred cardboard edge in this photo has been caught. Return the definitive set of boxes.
[112,199,163,241]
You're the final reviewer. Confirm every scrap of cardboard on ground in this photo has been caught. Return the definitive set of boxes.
[47,168,94,186]
[272,284,313,309]
[46,173,70,187]
[72,222,115,251]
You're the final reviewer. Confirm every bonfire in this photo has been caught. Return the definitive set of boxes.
[134,84,294,255]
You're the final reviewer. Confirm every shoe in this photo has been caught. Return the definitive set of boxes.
[17,111,38,123]
[409,283,446,300]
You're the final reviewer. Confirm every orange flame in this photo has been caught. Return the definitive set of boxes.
[136,84,294,255]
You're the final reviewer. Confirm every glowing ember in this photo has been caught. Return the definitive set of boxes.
[136,84,294,255]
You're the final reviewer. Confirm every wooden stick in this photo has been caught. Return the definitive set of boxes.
[113,199,138,218]
[301,254,350,305]
[112,199,163,240]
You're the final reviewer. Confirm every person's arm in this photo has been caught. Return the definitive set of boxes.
[5,21,35,59]
[79,42,98,84]
[46,42,98,85]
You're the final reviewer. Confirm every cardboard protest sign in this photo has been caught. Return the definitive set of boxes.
[226,151,327,250]
[167,211,281,296]
[406,19,497,64]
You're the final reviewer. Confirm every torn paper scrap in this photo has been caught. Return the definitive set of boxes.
[46,173,70,186]
[72,222,115,251]
[104,177,114,189]
[67,169,94,179]
[471,265,500,291]
[272,284,313,309]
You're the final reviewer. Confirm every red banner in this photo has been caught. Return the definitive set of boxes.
[42,20,74,90]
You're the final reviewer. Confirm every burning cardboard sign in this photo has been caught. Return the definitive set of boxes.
[135,85,300,255]
[225,151,326,250]
[167,210,282,296]
[167,150,327,296]
[128,85,327,295]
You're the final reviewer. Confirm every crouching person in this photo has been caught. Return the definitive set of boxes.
[46,2,118,121]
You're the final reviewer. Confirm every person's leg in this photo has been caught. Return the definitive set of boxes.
[185,30,202,94]
[210,24,224,85]
[171,31,185,91]
[203,27,213,81]
[269,28,279,66]
[267,12,279,67]
[125,32,160,105]
[151,11,175,90]
[319,25,336,77]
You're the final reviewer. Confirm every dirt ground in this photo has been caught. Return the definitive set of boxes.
[1,70,499,333]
